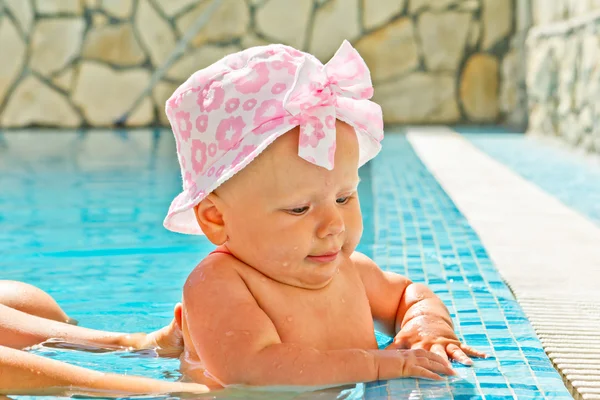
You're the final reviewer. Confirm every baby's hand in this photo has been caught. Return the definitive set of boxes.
[387,315,487,366]
[374,348,456,381]
[137,303,184,357]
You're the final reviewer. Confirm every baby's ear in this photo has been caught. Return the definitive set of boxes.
[194,196,227,245]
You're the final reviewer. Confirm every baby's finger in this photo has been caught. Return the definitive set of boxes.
[461,344,487,359]
[446,343,473,365]
[430,343,450,367]
[384,340,407,351]
[407,366,444,381]
[410,349,456,376]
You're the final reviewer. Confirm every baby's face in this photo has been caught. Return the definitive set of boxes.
[216,120,363,289]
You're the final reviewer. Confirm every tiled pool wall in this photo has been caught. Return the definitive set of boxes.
[363,135,572,399]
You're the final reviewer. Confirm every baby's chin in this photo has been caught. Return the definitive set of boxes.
[266,260,341,290]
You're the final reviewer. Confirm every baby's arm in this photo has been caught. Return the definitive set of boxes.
[352,252,486,365]
[0,345,208,396]
[0,304,181,356]
[182,262,454,386]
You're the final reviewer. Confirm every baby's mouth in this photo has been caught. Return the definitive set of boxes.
[306,250,340,263]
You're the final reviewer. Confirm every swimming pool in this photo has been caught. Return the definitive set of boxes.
[0,129,572,399]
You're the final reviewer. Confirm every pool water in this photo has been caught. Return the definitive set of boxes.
[0,130,571,399]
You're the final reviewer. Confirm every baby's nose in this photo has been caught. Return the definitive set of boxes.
[317,206,345,238]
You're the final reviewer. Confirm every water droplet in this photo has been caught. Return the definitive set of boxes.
[293,246,298,251]
[341,298,345,303]
[299,369,303,374]
[286,316,293,322]
[225,331,234,337]
[282,262,289,267]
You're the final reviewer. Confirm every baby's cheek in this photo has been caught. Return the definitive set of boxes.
[345,210,363,250]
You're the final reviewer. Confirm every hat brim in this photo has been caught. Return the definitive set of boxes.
[163,120,381,235]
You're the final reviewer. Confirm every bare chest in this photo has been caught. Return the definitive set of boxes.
[237,266,378,350]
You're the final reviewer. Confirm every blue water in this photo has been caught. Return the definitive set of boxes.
[457,127,600,227]
[0,129,571,399]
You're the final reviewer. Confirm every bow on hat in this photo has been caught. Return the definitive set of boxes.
[282,40,383,170]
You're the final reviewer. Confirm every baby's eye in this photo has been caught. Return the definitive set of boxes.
[336,196,350,204]
[288,206,309,215]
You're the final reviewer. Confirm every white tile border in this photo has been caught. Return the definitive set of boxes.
[406,127,600,400]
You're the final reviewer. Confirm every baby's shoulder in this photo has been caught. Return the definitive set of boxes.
[347,251,396,282]
[185,250,244,287]
[348,251,378,272]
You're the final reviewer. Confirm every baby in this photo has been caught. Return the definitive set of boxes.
[163,40,485,389]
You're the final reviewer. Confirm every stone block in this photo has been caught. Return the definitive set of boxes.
[135,0,177,67]
[468,20,480,48]
[532,0,568,26]
[528,104,553,134]
[527,41,557,102]
[72,62,152,125]
[166,45,239,81]
[457,0,480,11]
[154,0,199,17]
[101,0,134,19]
[373,72,460,123]
[355,18,419,82]
[308,0,361,61]
[1,75,81,127]
[418,11,471,71]
[255,0,312,49]
[176,0,250,47]
[0,17,26,105]
[92,12,109,26]
[35,0,83,15]
[82,23,146,66]
[127,97,155,127]
[153,81,179,125]
[29,18,85,76]
[241,33,272,49]
[482,0,512,49]
[460,53,499,121]
[500,50,518,114]
[410,0,457,13]
[363,0,406,31]
[4,0,33,36]
[52,67,75,92]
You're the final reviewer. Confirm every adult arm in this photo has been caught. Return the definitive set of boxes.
[0,345,208,396]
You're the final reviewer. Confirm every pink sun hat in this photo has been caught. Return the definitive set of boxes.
[163,40,384,235]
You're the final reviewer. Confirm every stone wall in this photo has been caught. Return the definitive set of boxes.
[531,0,600,26]
[526,0,600,153]
[0,0,516,128]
